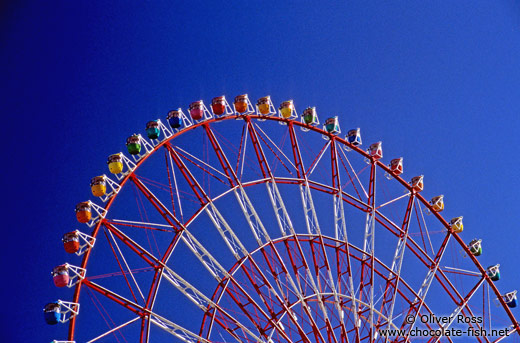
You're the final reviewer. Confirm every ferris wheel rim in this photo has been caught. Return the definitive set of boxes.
[64,112,519,342]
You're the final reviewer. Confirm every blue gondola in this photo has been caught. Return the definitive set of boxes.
[167,110,183,129]
[347,128,362,146]
[44,303,61,325]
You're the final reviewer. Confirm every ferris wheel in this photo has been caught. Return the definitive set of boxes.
[45,94,519,343]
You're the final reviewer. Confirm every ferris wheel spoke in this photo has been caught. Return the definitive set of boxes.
[358,162,377,343]
[82,279,211,343]
[164,141,306,341]
[253,122,297,172]
[210,123,286,247]
[425,270,492,343]
[377,194,415,333]
[203,123,241,186]
[287,126,336,287]
[427,276,486,343]
[375,193,411,210]
[175,145,232,182]
[338,145,369,200]
[392,232,452,343]
[233,185,271,245]
[165,143,210,205]
[105,218,176,232]
[331,139,348,242]
[299,182,321,235]
[244,116,274,179]
[204,122,273,246]
[151,247,266,342]
[237,122,310,296]
[103,221,268,342]
[165,147,185,222]
[266,178,294,236]
[331,138,361,343]
[288,235,343,343]
[287,122,306,179]
[244,119,346,341]
[85,316,141,343]
[414,199,435,256]
[308,239,345,343]
[375,210,432,263]
[287,122,323,235]
[487,323,519,343]
[305,140,331,178]
[204,206,320,342]
[103,227,147,303]
[205,202,250,260]
[179,225,302,342]
[130,174,182,231]
[286,121,345,341]
[149,316,211,343]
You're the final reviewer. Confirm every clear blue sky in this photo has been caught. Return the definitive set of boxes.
[1,1,520,342]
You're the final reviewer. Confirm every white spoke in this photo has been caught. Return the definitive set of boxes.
[175,145,231,180]
[375,193,410,210]
[103,222,263,342]
[416,198,435,255]
[383,195,414,337]
[86,317,141,343]
[307,140,331,177]
[338,145,369,199]
[106,227,146,302]
[442,266,482,276]
[240,123,249,180]
[110,218,174,229]
[168,150,184,220]
[85,280,211,343]
[150,316,211,343]
[265,178,294,236]
[431,277,485,343]
[254,122,297,171]
[233,186,271,246]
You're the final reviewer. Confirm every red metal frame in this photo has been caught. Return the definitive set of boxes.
[65,114,520,343]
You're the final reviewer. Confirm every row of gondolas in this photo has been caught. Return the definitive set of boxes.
[44,95,517,333]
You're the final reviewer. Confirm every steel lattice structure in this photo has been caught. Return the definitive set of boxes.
[48,96,519,343]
